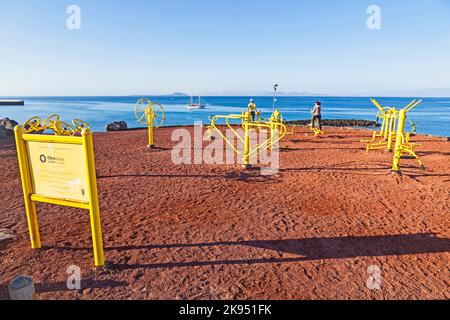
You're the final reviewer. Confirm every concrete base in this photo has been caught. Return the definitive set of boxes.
[8,275,35,300]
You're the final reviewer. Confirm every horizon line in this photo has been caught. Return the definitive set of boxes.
[1,94,450,99]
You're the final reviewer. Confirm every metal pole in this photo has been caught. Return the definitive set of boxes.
[386,109,396,151]
[14,126,41,249]
[272,84,278,112]
[148,111,154,148]
[392,109,407,173]
[243,112,251,169]
[82,129,105,267]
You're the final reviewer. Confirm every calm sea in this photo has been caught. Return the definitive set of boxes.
[1,96,449,136]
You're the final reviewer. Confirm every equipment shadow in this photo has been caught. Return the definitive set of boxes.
[280,161,433,177]
[45,233,449,271]
[98,168,283,183]
[34,279,127,294]
[109,233,449,271]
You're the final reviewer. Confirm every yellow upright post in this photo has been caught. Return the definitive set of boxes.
[383,112,391,140]
[147,111,154,148]
[243,112,251,169]
[392,109,406,173]
[269,111,278,150]
[14,126,41,249]
[386,109,397,151]
[82,129,105,267]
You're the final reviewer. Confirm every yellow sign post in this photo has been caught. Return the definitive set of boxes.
[14,126,105,267]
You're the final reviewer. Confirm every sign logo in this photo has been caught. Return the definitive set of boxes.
[40,155,47,163]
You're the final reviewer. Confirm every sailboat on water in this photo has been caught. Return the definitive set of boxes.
[187,96,206,109]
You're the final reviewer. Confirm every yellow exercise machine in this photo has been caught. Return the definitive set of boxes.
[14,118,104,267]
[391,105,425,174]
[364,99,422,152]
[307,117,324,137]
[23,114,91,136]
[135,98,165,148]
[311,126,325,137]
[208,110,288,169]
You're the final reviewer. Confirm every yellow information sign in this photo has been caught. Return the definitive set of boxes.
[27,141,88,202]
[14,126,105,267]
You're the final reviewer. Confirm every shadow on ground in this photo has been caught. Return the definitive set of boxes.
[0,280,127,299]
[43,233,450,271]
[35,279,127,294]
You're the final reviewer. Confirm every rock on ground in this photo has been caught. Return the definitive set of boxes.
[0,118,18,138]
[106,121,128,132]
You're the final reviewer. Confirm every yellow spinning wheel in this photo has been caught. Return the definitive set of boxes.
[53,121,75,136]
[23,114,90,136]
[134,98,165,148]
[134,98,165,128]
[23,116,43,133]
[43,114,60,129]
[72,119,91,133]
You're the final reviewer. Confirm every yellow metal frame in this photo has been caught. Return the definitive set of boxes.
[14,126,105,267]
[309,118,324,137]
[391,109,424,173]
[311,127,325,137]
[364,99,422,153]
[208,111,288,168]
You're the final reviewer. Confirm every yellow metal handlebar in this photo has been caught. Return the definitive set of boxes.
[371,98,386,113]
[405,99,422,112]
[209,113,249,154]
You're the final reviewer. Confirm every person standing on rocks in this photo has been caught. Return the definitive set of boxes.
[311,101,322,131]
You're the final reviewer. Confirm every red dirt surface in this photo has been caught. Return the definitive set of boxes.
[0,126,449,300]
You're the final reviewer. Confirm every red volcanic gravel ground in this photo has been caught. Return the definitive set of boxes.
[0,126,449,300]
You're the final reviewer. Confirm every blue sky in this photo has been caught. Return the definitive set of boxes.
[1,0,449,96]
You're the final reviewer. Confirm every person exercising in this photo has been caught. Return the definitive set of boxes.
[311,101,322,131]
[248,99,257,122]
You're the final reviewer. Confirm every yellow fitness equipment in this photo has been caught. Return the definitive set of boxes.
[14,125,105,267]
[364,99,422,152]
[308,116,324,137]
[135,98,166,148]
[208,111,287,169]
[22,114,91,136]
[391,105,424,174]
[311,126,324,137]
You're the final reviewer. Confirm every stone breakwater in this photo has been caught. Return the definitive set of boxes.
[285,119,379,127]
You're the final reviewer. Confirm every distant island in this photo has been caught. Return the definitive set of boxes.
[201,91,329,97]
[166,92,189,97]
[128,93,189,97]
